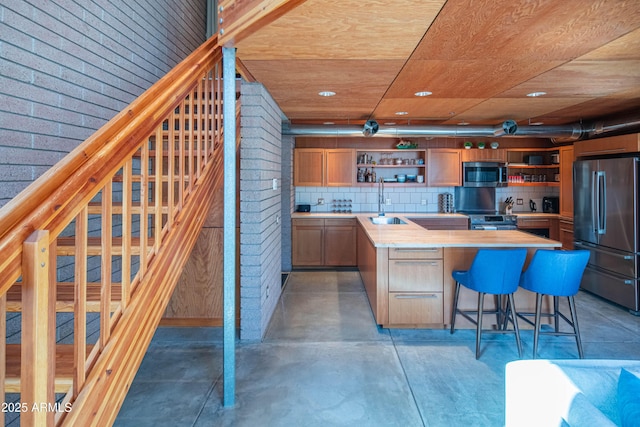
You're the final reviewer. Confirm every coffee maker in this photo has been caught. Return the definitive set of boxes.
[542,196,559,213]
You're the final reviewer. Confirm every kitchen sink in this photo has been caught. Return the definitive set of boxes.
[369,216,406,225]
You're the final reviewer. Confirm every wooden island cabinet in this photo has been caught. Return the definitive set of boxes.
[388,247,444,325]
[356,215,560,329]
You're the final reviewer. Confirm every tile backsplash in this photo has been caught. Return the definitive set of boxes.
[294,185,559,214]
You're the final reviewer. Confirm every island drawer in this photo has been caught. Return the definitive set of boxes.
[388,247,442,260]
[389,292,443,324]
[388,259,443,292]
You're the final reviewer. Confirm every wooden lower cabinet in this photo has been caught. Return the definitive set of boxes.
[389,293,444,324]
[292,218,357,266]
[292,218,324,266]
[559,218,574,250]
[387,248,444,326]
[324,219,357,266]
[517,217,559,241]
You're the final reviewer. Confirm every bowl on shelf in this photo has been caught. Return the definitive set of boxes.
[406,174,416,182]
[490,141,499,149]
[396,174,406,183]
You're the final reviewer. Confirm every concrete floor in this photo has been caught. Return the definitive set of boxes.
[115,270,640,427]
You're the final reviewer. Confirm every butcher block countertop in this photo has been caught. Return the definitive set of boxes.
[355,214,561,249]
[291,212,468,219]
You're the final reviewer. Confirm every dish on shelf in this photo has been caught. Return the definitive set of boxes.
[396,141,417,149]
[490,142,499,149]
[406,174,417,182]
[383,178,398,182]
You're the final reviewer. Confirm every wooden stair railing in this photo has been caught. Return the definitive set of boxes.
[0,35,229,426]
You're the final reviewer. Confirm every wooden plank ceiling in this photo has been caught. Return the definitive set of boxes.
[235,0,640,126]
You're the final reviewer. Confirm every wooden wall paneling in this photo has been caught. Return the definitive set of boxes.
[559,145,574,218]
[163,228,223,323]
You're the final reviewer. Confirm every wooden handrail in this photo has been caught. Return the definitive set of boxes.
[0,36,221,295]
[0,33,229,426]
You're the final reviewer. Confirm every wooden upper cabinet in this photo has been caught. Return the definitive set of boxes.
[294,148,324,186]
[427,148,461,186]
[325,149,355,186]
[559,145,574,218]
[293,148,354,186]
[461,148,507,162]
[573,133,640,157]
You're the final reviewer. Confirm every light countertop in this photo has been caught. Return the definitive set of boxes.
[291,212,468,219]
[292,211,560,219]
[354,214,561,249]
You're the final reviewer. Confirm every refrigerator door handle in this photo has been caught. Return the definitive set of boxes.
[598,171,607,235]
[592,171,599,235]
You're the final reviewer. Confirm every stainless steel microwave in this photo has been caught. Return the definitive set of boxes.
[462,162,508,187]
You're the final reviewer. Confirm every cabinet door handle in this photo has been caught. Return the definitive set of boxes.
[394,261,440,266]
[394,294,438,299]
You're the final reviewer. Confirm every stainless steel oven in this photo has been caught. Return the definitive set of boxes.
[462,162,508,187]
[468,214,517,230]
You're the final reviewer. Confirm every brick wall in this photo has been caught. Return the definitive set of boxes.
[281,135,294,272]
[239,81,283,341]
[0,0,207,208]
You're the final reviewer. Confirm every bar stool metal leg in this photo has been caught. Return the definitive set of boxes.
[508,293,523,358]
[476,293,485,359]
[568,296,584,359]
[450,281,461,334]
[532,293,543,359]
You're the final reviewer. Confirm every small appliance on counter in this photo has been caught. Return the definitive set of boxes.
[296,204,311,212]
[542,196,559,213]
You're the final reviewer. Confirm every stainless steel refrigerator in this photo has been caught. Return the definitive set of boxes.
[574,156,639,314]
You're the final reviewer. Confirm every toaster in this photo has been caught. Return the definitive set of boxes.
[542,196,559,213]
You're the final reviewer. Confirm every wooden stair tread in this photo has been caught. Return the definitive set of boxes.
[4,344,94,393]
[6,282,122,313]
[56,236,155,256]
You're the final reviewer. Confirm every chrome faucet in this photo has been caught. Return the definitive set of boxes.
[378,178,385,216]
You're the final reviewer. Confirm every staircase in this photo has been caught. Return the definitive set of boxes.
[0,36,232,426]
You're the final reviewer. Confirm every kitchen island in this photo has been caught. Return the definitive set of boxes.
[355,214,561,329]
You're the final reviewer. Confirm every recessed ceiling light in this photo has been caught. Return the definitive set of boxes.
[458,121,469,126]
[323,122,335,125]
[414,91,432,97]
[395,111,409,115]
[529,121,544,126]
[526,91,547,97]
[384,122,396,126]
[318,91,336,97]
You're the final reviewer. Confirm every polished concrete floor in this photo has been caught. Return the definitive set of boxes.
[115,271,640,426]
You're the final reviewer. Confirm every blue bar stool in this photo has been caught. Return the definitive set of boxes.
[450,248,527,359]
[517,249,590,359]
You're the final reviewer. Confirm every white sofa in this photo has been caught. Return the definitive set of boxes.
[505,359,640,427]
